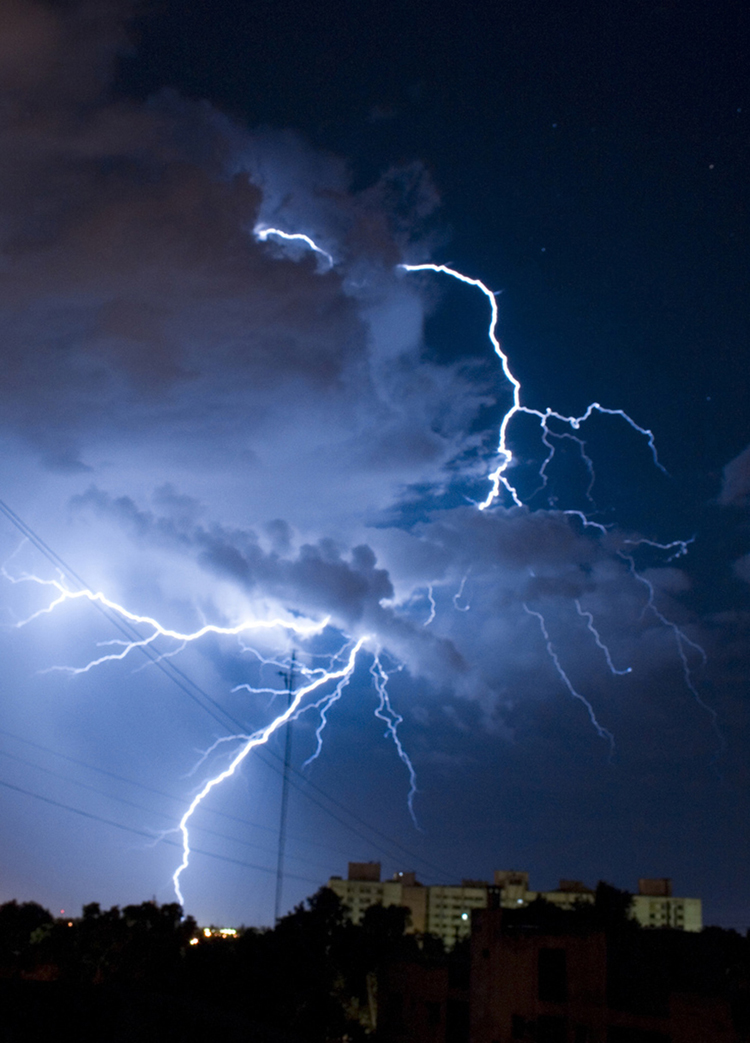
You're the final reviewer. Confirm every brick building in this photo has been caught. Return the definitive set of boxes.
[375,910,739,1043]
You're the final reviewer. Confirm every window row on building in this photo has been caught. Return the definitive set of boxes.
[326,864,702,949]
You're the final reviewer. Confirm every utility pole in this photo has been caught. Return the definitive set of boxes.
[274,650,295,923]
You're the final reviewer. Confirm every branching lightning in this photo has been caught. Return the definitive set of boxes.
[370,653,420,828]
[398,262,666,510]
[172,636,368,905]
[524,604,615,752]
[535,430,596,507]
[3,555,420,905]
[622,536,693,562]
[395,258,718,745]
[5,570,329,670]
[0,222,719,914]
[301,667,356,768]
[232,638,360,768]
[574,600,632,676]
[619,551,722,744]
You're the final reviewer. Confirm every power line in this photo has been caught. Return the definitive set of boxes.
[0,774,320,886]
[0,725,405,868]
[0,745,337,875]
[0,726,358,861]
[0,499,461,881]
[0,499,246,735]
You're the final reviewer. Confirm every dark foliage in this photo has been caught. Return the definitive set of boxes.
[500,881,636,936]
[0,899,196,989]
[1,887,748,1041]
[0,900,53,971]
[493,884,750,1030]
[180,888,429,1041]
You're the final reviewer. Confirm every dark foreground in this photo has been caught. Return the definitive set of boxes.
[0,980,302,1043]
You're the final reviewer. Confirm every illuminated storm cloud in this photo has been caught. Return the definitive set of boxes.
[0,0,730,913]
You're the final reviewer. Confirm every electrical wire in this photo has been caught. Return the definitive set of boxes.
[0,498,462,881]
[0,745,339,874]
[0,774,320,886]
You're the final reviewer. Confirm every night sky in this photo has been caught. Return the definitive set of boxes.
[0,0,748,930]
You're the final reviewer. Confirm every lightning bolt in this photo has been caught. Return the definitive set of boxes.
[395,258,715,741]
[618,551,722,745]
[253,227,664,516]
[534,429,597,508]
[232,638,360,768]
[398,262,666,510]
[0,223,716,915]
[301,668,356,768]
[370,653,419,828]
[255,225,334,270]
[5,570,329,672]
[423,585,436,627]
[452,572,471,612]
[4,555,422,905]
[622,535,693,562]
[574,599,632,676]
[524,604,615,752]
[172,636,368,905]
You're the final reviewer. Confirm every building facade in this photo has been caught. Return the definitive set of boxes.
[630,877,702,932]
[375,908,735,1043]
[469,909,734,1043]
[326,864,702,948]
[327,863,489,947]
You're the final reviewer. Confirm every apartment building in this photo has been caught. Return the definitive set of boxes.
[327,863,484,946]
[630,876,702,932]
[326,864,702,947]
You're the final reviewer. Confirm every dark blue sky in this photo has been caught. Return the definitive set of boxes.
[118,0,749,465]
[0,0,747,930]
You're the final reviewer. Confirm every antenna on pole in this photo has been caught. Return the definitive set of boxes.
[274,650,296,923]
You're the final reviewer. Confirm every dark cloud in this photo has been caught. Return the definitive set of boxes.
[0,8,486,522]
[67,480,710,731]
[69,485,469,687]
[0,0,728,737]
[0,0,131,103]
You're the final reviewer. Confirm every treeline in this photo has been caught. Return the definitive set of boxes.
[0,888,436,1041]
[0,886,749,1042]
[0,898,195,989]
